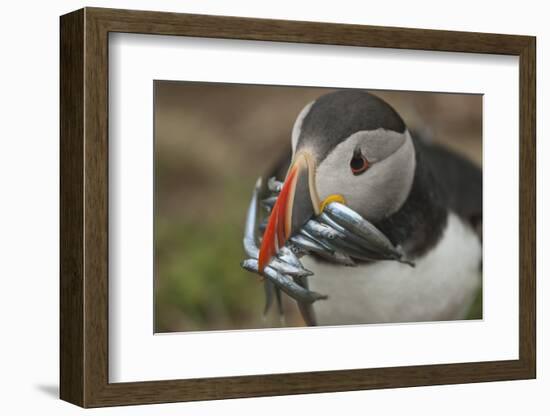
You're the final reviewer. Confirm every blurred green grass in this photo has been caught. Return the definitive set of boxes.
[155,177,268,332]
[154,82,482,332]
[465,285,483,320]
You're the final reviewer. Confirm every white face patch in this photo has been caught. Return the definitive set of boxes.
[315,129,416,222]
[291,101,315,156]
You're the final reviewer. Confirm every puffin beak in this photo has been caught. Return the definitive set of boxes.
[258,151,321,272]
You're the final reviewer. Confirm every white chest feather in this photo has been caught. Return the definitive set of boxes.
[304,213,482,325]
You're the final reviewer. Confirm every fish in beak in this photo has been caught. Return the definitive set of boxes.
[258,152,322,271]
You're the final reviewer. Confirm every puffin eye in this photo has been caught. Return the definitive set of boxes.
[350,150,369,175]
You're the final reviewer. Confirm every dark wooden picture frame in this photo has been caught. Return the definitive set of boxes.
[60,7,536,408]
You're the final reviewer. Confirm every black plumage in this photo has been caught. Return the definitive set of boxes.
[376,133,482,259]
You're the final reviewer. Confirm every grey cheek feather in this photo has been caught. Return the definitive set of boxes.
[356,129,407,162]
[315,131,416,222]
[291,101,315,156]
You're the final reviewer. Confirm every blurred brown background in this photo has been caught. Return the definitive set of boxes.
[154,81,482,333]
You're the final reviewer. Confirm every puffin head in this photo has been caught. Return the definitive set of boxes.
[259,90,416,271]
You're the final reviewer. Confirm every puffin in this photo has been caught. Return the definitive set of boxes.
[257,90,482,326]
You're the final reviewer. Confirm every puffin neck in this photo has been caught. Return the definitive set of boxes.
[374,135,448,259]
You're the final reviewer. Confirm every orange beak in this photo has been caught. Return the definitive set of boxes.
[258,152,321,272]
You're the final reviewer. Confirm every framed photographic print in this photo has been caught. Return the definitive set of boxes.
[60,7,536,408]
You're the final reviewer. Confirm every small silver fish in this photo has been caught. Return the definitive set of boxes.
[267,177,283,194]
[323,202,404,259]
[241,259,326,303]
[303,219,345,240]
